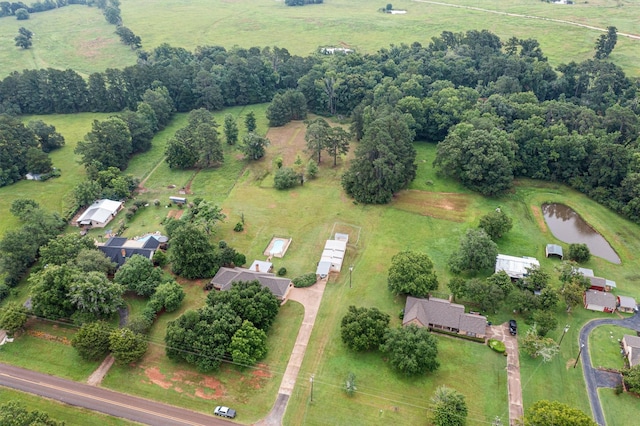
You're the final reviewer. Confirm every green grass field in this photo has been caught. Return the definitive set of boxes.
[589,325,629,370]
[0,5,136,77]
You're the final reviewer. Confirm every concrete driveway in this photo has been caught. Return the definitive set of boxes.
[487,323,523,426]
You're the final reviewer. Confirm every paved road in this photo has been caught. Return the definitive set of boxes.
[0,363,234,426]
[578,312,640,426]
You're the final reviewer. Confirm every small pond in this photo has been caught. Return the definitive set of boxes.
[542,203,620,264]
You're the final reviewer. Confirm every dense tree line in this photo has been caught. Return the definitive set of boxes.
[2,30,640,221]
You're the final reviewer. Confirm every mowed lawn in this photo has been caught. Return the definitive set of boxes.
[119,0,640,76]
[0,5,136,77]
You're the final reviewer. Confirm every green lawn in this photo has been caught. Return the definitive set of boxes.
[589,325,629,370]
[599,388,640,426]
[0,387,137,426]
[0,5,136,77]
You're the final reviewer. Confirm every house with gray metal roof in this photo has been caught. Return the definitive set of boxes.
[618,295,637,313]
[403,296,487,338]
[623,335,640,367]
[495,254,540,279]
[209,267,293,301]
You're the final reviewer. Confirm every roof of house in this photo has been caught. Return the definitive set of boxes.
[403,297,487,336]
[495,254,540,279]
[577,267,595,277]
[587,275,617,289]
[98,236,160,267]
[619,296,637,309]
[546,244,563,257]
[623,335,640,366]
[209,267,291,299]
[584,290,617,309]
[76,199,122,225]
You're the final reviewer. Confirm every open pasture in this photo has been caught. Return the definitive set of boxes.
[0,5,136,77]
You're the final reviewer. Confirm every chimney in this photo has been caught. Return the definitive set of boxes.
[121,249,126,258]
[255,263,260,272]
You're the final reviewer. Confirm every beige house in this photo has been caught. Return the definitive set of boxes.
[622,335,640,367]
[403,296,487,339]
[618,296,637,313]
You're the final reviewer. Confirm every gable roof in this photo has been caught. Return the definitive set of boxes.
[623,335,640,366]
[403,297,487,336]
[210,267,292,299]
[584,290,617,309]
[495,254,540,279]
[546,244,563,258]
[619,295,637,310]
[98,236,160,267]
[76,199,122,225]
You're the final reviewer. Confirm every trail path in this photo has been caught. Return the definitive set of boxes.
[412,0,640,40]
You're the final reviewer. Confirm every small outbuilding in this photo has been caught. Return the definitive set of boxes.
[169,196,187,205]
[618,296,637,313]
[76,199,123,228]
[623,335,640,367]
[583,290,617,313]
[495,254,540,279]
[545,244,563,259]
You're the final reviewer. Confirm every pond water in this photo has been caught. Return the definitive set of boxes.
[542,203,621,264]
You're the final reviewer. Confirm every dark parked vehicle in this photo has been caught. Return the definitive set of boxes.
[214,406,236,419]
[509,319,517,336]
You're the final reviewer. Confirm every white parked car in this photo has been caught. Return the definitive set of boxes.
[214,406,236,419]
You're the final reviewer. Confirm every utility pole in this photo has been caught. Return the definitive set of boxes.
[573,343,585,368]
[349,265,353,289]
[310,374,314,402]
[559,324,570,345]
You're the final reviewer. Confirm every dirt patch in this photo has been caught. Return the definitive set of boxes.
[144,367,172,389]
[166,210,184,220]
[392,190,471,222]
[530,204,548,233]
[265,121,308,166]
[247,364,272,389]
[567,359,577,369]
[77,37,112,59]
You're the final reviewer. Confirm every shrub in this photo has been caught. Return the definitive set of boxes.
[293,273,316,288]
[568,243,591,263]
[234,222,244,232]
[126,315,153,335]
[153,199,160,207]
[152,250,167,267]
[0,284,9,302]
[274,167,299,190]
[488,339,506,353]
[234,253,246,266]
[277,267,287,276]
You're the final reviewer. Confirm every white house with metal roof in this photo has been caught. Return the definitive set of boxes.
[495,254,540,279]
[76,199,123,228]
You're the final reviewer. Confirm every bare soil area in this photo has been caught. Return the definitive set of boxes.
[392,190,471,222]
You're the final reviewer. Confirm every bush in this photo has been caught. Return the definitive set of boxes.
[488,339,506,353]
[234,253,246,266]
[152,250,167,267]
[234,222,244,232]
[293,273,316,288]
[0,284,9,302]
[274,167,299,190]
[277,267,287,276]
[126,315,153,335]
[568,243,591,263]
[15,8,29,20]
[133,200,147,208]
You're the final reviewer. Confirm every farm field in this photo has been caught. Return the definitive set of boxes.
[1,0,639,77]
